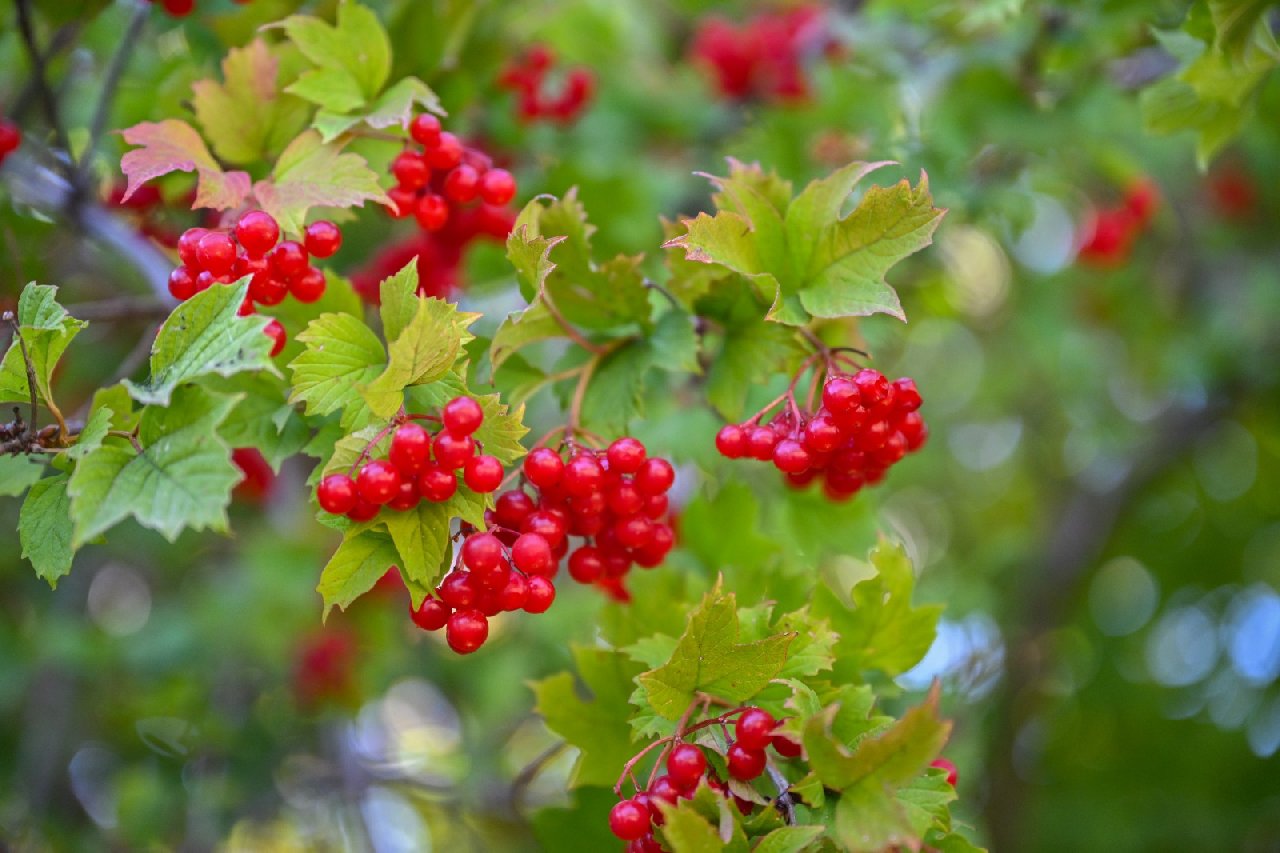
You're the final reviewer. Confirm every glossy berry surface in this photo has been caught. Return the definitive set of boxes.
[442,396,484,436]
[735,708,776,750]
[463,454,504,492]
[445,609,488,654]
[666,744,707,789]
[356,460,401,505]
[410,596,450,631]
[608,799,650,841]
[303,220,342,257]
[388,422,432,474]
[726,743,767,781]
[317,474,358,515]
[235,210,279,257]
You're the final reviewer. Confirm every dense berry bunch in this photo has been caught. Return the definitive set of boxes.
[1078,178,1160,266]
[716,367,926,501]
[609,707,802,848]
[689,6,831,102]
[0,119,21,167]
[386,112,517,235]
[498,45,596,124]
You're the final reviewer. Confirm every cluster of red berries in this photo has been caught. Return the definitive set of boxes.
[689,5,831,103]
[316,396,503,524]
[716,369,926,501]
[1078,178,1159,267]
[609,707,799,848]
[0,119,21,167]
[387,113,517,235]
[408,437,678,654]
[169,210,341,356]
[149,0,249,17]
[497,45,595,124]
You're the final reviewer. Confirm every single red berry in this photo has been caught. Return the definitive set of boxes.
[771,734,802,758]
[498,570,529,611]
[162,0,194,15]
[892,377,922,412]
[196,232,236,276]
[633,524,674,568]
[563,453,604,498]
[772,439,812,474]
[417,465,458,502]
[388,186,417,218]
[249,272,288,306]
[442,396,484,436]
[649,776,680,805]
[303,220,342,258]
[715,424,748,458]
[643,493,669,519]
[931,757,958,787]
[270,241,309,280]
[606,482,644,517]
[388,422,431,475]
[410,595,450,631]
[168,266,197,300]
[479,168,516,206]
[461,533,504,574]
[464,454,504,493]
[521,511,566,550]
[735,708,776,750]
[634,458,675,495]
[317,473,358,514]
[357,459,401,505]
[414,194,450,231]
[853,368,890,407]
[726,743,767,781]
[426,132,463,170]
[290,267,327,303]
[524,575,556,613]
[439,571,480,608]
[264,319,287,357]
[614,514,654,550]
[434,432,476,469]
[567,546,605,583]
[523,447,564,488]
[747,427,779,461]
[177,228,208,268]
[409,113,442,147]
[445,609,488,654]
[803,416,844,453]
[443,164,480,203]
[0,120,21,155]
[391,150,430,189]
[666,744,707,790]
[608,798,650,841]
[346,498,380,522]
[388,479,419,511]
[823,377,860,414]
[235,210,280,257]
[606,437,647,474]
[495,490,536,528]
[511,532,555,576]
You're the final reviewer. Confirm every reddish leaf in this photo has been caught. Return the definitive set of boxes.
[119,120,251,210]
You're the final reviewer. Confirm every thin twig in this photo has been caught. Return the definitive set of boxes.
[82,0,150,172]
[508,741,568,812]
[4,312,39,436]
[540,290,610,356]
[10,21,82,121]
[14,0,75,176]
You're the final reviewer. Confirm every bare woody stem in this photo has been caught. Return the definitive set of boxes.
[4,312,39,437]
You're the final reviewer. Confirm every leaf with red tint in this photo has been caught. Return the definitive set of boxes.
[252,130,390,233]
[119,120,252,210]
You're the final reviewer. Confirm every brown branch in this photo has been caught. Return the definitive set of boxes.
[4,312,40,436]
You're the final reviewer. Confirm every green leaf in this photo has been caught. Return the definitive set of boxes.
[312,77,444,142]
[832,779,916,853]
[750,826,825,853]
[679,484,781,574]
[66,406,112,462]
[381,500,452,591]
[658,802,724,853]
[897,772,957,836]
[123,280,276,407]
[288,312,385,429]
[67,386,240,546]
[119,120,252,210]
[812,541,942,681]
[576,341,654,434]
[637,580,795,718]
[378,260,425,342]
[491,232,567,373]
[191,38,310,166]
[0,283,87,408]
[404,372,528,466]
[317,527,400,617]
[705,316,804,420]
[0,455,46,496]
[361,297,478,419]
[278,2,391,104]
[774,608,838,679]
[206,374,307,470]
[530,646,643,788]
[253,130,391,234]
[19,474,75,586]
[649,310,701,375]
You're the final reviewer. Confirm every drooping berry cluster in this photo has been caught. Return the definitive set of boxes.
[316,396,502,523]
[716,367,926,501]
[1078,178,1160,267]
[689,6,832,103]
[0,119,21,167]
[386,113,517,235]
[149,0,250,17]
[609,707,800,848]
[497,45,595,124]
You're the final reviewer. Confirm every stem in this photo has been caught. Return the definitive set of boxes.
[765,761,796,825]
[345,421,400,476]
[540,291,610,355]
[613,704,751,796]
[508,741,568,812]
[4,313,39,437]
[81,0,149,173]
[107,429,142,453]
[643,278,681,310]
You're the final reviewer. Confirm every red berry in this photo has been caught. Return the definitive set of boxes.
[168,266,197,300]
[317,473,358,514]
[567,546,605,583]
[521,511,566,550]
[498,570,529,611]
[931,757,958,787]
[523,447,564,488]
[461,533,504,574]
[388,186,417,218]
[726,743,767,781]
[290,267,326,303]
[249,272,288,306]
[445,609,488,654]
[649,776,680,805]
[606,482,644,517]
[853,369,890,407]
[443,164,480,203]
[608,799,650,842]
[162,0,194,15]
[463,455,504,493]
[389,422,432,475]
[606,437,647,474]
[235,210,280,258]
[434,432,475,469]
[563,453,604,498]
[442,396,484,436]
[304,220,342,258]
[666,744,707,790]
[892,377,922,412]
[426,132,463,170]
[415,194,449,231]
[716,424,748,458]
[346,499,380,522]
[633,524,674,568]
[391,150,430,189]
[0,120,21,155]
[803,416,843,453]
[196,232,236,276]
[495,490,536,528]
[511,532,555,576]
[264,319,287,357]
[747,427,778,461]
[417,465,458,502]
[357,460,401,504]
[524,575,556,613]
[634,458,675,495]
[388,479,419,511]
[614,514,653,550]
[771,733,802,758]
[439,571,479,608]
[735,708,776,750]
[177,228,207,268]
[270,241,309,280]
[409,113,442,147]
[772,439,811,474]
[479,168,516,206]
[410,595,450,631]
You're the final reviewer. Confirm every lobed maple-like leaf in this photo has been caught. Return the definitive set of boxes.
[119,120,251,210]
[252,130,391,234]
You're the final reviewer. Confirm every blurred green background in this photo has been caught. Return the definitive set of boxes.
[1,0,1278,850]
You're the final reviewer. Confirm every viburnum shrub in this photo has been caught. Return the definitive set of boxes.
[1,2,988,850]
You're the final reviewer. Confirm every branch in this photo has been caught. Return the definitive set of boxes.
[81,0,150,173]
[14,0,75,178]
[4,312,40,435]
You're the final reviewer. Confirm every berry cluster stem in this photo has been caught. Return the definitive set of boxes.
[612,701,751,797]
